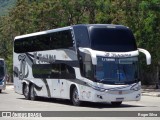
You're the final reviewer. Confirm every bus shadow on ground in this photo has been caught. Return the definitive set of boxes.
[18,96,146,109]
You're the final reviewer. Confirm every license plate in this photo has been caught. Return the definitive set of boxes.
[116,98,124,101]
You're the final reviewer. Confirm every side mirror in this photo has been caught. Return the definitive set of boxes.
[138,48,151,65]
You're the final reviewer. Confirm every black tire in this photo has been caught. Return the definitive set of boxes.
[111,101,122,106]
[23,84,30,100]
[71,87,81,106]
[30,84,37,101]
[0,89,2,93]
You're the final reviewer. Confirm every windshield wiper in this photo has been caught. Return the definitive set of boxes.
[98,78,113,83]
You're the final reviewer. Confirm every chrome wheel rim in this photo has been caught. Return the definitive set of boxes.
[73,89,79,103]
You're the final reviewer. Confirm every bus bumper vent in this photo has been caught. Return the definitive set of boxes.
[97,95,103,99]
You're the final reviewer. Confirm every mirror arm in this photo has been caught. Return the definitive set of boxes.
[138,48,151,65]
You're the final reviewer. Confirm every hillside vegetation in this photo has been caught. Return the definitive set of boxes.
[0,0,160,85]
[0,0,16,16]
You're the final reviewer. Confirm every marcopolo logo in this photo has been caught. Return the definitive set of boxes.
[105,52,132,58]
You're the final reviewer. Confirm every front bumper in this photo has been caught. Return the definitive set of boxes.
[92,90,141,103]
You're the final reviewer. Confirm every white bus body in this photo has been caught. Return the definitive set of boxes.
[13,24,151,106]
[0,58,7,93]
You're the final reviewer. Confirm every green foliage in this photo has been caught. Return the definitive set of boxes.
[0,0,160,84]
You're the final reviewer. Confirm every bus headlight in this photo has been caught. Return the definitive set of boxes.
[93,86,106,92]
[89,84,106,92]
[130,84,141,91]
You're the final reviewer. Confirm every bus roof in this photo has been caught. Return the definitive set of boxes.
[14,26,71,40]
[14,24,128,40]
[0,58,4,60]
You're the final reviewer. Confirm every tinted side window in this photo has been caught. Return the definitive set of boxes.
[32,63,75,79]
[83,54,93,79]
[61,64,76,79]
[73,26,90,47]
[50,30,73,49]
[14,30,73,53]
[0,60,4,65]
[32,64,60,79]
[78,52,94,80]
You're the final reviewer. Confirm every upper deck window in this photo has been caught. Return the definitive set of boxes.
[89,27,137,52]
[14,30,73,53]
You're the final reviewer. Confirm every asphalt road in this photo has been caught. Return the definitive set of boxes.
[0,85,160,120]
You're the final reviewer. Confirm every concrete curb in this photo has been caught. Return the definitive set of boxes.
[142,92,160,97]
[142,89,160,97]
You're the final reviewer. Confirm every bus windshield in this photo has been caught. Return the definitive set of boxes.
[0,60,4,78]
[96,57,139,84]
[90,27,137,52]
[0,66,4,78]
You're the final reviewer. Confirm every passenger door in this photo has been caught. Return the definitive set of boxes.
[51,64,61,98]
[60,64,76,99]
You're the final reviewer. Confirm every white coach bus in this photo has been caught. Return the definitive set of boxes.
[0,58,7,93]
[13,24,151,106]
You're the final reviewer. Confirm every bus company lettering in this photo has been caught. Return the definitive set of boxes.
[33,52,56,64]
[102,58,115,61]
[105,52,132,58]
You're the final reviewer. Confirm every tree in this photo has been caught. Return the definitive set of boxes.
[0,0,160,85]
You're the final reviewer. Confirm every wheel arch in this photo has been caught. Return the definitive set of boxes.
[22,80,30,94]
[22,80,36,94]
[22,79,43,96]
[70,84,80,100]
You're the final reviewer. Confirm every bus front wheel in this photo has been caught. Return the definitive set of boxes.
[71,87,81,106]
[0,89,2,93]
[23,84,30,100]
[111,101,122,106]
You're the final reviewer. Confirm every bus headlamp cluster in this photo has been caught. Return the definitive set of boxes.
[130,84,141,91]
[89,84,106,92]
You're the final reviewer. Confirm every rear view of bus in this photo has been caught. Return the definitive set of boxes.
[0,58,7,93]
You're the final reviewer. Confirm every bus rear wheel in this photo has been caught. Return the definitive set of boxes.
[30,84,37,101]
[23,84,30,100]
[0,89,2,93]
[71,87,81,106]
[111,101,122,106]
